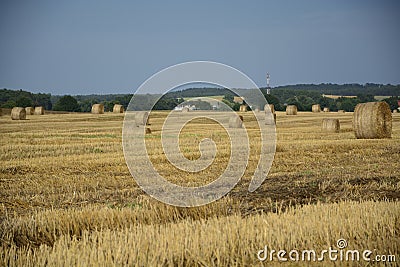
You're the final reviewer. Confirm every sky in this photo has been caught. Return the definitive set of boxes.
[0,0,399,95]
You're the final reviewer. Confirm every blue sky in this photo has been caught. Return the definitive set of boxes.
[0,0,399,94]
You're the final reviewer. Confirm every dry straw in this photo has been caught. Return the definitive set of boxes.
[254,107,260,112]
[265,113,276,125]
[11,107,26,120]
[286,105,297,115]
[182,107,189,112]
[25,107,34,115]
[353,102,392,139]
[239,105,247,112]
[264,104,275,113]
[312,104,321,113]
[338,110,345,113]
[91,104,104,114]
[322,118,340,133]
[145,127,152,134]
[323,107,330,112]
[393,109,399,113]
[113,104,124,113]
[229,115,242,128]
[34,106,45,115]
[135,111,149,126]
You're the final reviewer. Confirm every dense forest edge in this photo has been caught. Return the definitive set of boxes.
[1,83,399,113]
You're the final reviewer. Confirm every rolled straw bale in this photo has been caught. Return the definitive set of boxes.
[91,104,104,114]
[353,102,392,139]
[323,107,330,112]
[229,115,242,128]
[312,104,321,113]
[34,106,44,115]
[25,107,34,115]
[135,111,149,126]
[11,107,26,120]
[254,107,260,112]
[286,105,297,115]
[113,104,124,113]
[265,112,276,125]
[338,110,346,113]
[264,104,275,114]
[322,118,340,133]
[239,105,247,112]
[182,107,189,112]
[393,109,398,114]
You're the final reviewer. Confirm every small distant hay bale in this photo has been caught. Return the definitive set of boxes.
[91,104,104,114]
[254,107,260,112]
[312,104,321,113]
[113,104,124,113]
[322,118,340,133]
[182,107,189,112]
[25,107,34,115]
[229,115,243,128]
[34,106,45,115]
[353,102,392,139]
[265,113,276,125]
[264,104,275,113]
[145,127,152,134]
[11,107,26,120]
[338,110,345,113]
[286,105,297,115]
[323,107,330,112]
[135,111,149,126]
[239,105,247,112]
[393,109,399,113]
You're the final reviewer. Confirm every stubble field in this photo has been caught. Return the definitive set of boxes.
[0,110,399,266]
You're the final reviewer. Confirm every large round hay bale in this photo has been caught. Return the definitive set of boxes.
[91,104,104,114]
[239,105,247,112]
[113,104,124,113]
[264,104,275,113]
[353,102,392,139]
[265,113,276,125]
[323,107,330,112]
[182,107,189,112]
[25,107,34,115]
[11,107,26,120]
[34,106,44,115]
[135,111,149,126]
[286,105,297,115]
[229,115,242,128]
[322,118,340,133]
[312,104,321,113]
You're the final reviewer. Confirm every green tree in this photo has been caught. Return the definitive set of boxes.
[53,95,80,112]
[16,96,33,107]
[383,96,399,111]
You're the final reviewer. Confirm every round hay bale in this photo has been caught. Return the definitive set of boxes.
[25,107,34,115]
[113,104,124,113]
[322,118,340,133]
[353,102,392,139]
[182,107,189,112]
[323,107,330,112]
[312,104,321,113]
[286,105,297,115]
[229,115,242,128]
[11,107,26,120]
[145,127,152,134]
[254,107,260,112]
[264,104,275,113]
[34,106,45,115]
[91,104,104,114]
[393,109,399,113]
[265,113,276,125]
[239,105,247,112]
[135,111,149,126]
[338,110,345,113]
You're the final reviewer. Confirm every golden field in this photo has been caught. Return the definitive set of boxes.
[0,111,399,266]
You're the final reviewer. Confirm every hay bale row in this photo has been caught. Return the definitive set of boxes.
[286,105,297,115]
[312,104,321,113]
[91,104,104,114]
[11,107,26,120]
[229,115,242,128]
[25,107,34,115]
[239,105,247,112]
[322,118,340,133]
[113,104,124,113]
[353,102,391,139]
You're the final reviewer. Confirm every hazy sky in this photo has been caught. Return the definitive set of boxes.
[0,0,399,95]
